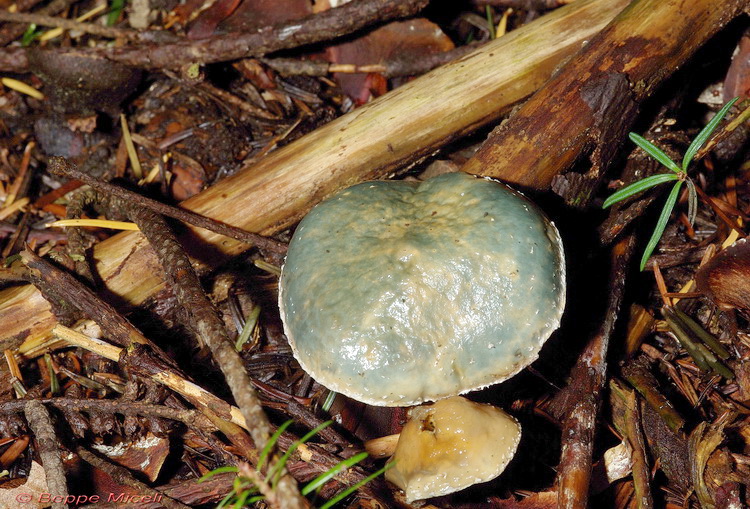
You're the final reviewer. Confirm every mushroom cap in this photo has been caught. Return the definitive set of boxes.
[279,172,565,406]
[384,396,521,502]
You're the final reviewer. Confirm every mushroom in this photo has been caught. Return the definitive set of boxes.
[384,396,521,502]
[279,171,565,406]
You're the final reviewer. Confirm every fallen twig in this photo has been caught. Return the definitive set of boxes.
[551,234,635,508]
[121,203,306,508]
[49,157,288,261]
[0,398,213,430]
[24,400,69,509]
[0,11,138,40]
[0,0,77,46]
[0,0,428,72]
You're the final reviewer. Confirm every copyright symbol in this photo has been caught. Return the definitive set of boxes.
[16,493,33,503]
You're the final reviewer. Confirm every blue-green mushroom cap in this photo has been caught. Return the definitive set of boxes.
[279,172,565,406]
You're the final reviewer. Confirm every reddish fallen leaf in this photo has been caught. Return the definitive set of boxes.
[724,31,750,102]
[218,0,312,34]
[170,159,208,201]
[167,0,207,28]
[326,19,455,103]
[187,0,243,40]
[90,433,170,482]
[33,179,84,208]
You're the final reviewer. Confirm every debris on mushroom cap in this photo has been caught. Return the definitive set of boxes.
[384,396,521,502]
[279,171,565,406]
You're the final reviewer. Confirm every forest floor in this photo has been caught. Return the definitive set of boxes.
[0,0,749,508]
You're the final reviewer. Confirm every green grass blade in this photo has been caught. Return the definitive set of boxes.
[682,97,739,170]
[235,304,260,351]
[629,133,681,173]
[319,462,395,509]
[216,491,235,509]
[199,465,238,482]
[270,421,333,486]
[671,306,730,360]
[257,420,294,472]
[602,173,679,208]
[485,5,496,39]
[321,390,337,412]
[640,180,683,271]
[21,24,39,46]
[302,452,369,496]
[107,0,126,26]
[233,490,252,509]
[685,178,697,227]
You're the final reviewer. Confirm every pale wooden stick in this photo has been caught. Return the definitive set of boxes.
[52,325,248,430]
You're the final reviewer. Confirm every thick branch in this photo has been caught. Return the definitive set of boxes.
[49,158,287,260]
[462,0,748,189]
[0,0,428,72]
[24,400,69,509]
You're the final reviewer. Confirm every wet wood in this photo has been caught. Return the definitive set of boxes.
[462,0,748,191]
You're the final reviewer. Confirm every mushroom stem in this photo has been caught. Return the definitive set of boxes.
[385,396,521,502]
[364,433,400,459]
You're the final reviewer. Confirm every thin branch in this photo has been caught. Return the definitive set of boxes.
[1,0,428,72]
[0,0,77,46]
[24,400,69,509]
[49,157,288,260]
[0,11,138,40]
[552,234,636,508]
[1,398,213,430]
[121,203,307,509]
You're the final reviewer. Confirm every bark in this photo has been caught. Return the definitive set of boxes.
[551,235,635,509]
[0,0,428,72]
[24,400,69,509]
[0,0,628,348]
[462,0,748,193]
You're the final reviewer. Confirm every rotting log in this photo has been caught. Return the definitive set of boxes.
[462,0,749,193]
[0,0,629,348]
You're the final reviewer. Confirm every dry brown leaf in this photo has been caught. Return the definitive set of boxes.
[0,462,49,509]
